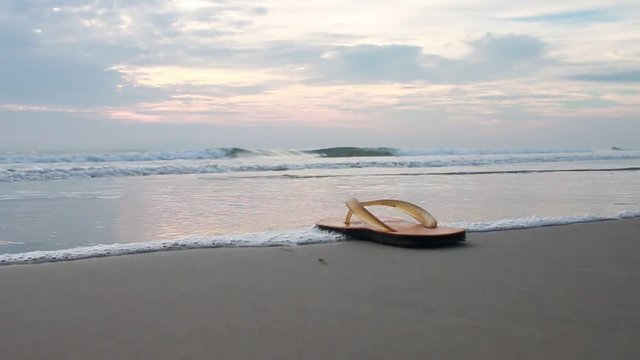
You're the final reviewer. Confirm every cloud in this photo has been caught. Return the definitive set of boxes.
[510,10,620,23]
[311,45,427,83]
[468,33,546,64]
[0,22,37,50]
[0,5,135,105]
[567,70,640,83]
[0,56,126,106]
[308,34,550,84]
[0,33,167,106]
[0,0,270,66]
[435,33,549,82]
[1,30,552,107]
[0,109,383,151]
[0,0,638,151]
[0,0,277,106]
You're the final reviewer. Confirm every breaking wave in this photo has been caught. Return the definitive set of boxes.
[0,147,600,164]
[2,150,640,181]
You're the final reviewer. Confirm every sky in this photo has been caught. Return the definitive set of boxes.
[1,0,639,151]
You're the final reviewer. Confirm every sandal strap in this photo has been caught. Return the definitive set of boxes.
[344,198,438,232]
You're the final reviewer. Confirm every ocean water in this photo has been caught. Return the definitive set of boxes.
[1,147,639,264]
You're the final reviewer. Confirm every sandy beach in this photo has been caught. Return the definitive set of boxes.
[1,219,639,359]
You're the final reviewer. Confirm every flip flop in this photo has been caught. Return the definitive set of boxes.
[316,198,466,247]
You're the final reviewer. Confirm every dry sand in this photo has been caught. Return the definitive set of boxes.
[1,219,639,360]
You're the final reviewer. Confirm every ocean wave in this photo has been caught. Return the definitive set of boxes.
[1,210,638,265]
[393,148,593,156]
[0,148,315,164]
[0,228,345,265]
[2,151,640,181]
[447,209,640,231]
[281,167,640,179]
[308,147,398,157]
[448,215,612,232]
[0,241,26,245]
[0,148,228,164]
[0,147,604,164]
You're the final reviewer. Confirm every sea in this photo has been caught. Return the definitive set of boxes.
[1,147,639,265]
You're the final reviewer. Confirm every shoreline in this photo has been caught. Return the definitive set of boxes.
[1,218,639,359]
[2,213,639,265]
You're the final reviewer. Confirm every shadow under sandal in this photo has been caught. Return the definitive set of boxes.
[316,198,466,248]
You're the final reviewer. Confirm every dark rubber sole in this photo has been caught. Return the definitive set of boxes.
[316,225,466,248]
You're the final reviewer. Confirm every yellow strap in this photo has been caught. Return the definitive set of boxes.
[345,198,396,232]
[344,198,438,232]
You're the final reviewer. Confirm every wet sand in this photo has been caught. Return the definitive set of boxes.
[1,219,639,359]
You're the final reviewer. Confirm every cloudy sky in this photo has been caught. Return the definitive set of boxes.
[1,0,639,151]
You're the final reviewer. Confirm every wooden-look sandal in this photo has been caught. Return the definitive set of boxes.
[316,198,465,247]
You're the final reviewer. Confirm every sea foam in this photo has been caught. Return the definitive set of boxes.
[0,147,615,164]
[1,211,638,265]
[2,151,640,182]
[0,228,345,265]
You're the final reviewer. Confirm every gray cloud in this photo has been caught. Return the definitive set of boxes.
[307,33,550,84]
[440,33,550,82]
[468,33,546,64]
[567,70,640,83]
[0,23,37,50]
[2,0,629,113]
[310,45,427,83]
[1,0,269,66]
[0,56,122,105]
[0,18,126,105]
[0,0,555,92]
[0,26,165,106]
[0,27,554,106]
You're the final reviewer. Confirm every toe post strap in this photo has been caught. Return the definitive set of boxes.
[344,198,438,232]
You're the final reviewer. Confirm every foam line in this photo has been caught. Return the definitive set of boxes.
[0,147,597,164]
[0,228,345,265]
[2,152,640,182]
[1,211,638,265]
